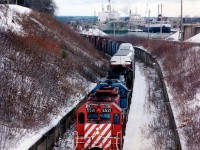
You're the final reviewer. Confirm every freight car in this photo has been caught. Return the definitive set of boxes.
[110,43,135,89]
[74,43,135,150]
[110,43,135,71]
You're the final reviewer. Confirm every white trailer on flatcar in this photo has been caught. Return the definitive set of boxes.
[110,43,135,70]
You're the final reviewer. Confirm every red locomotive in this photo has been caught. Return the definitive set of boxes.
[74,87,123,150]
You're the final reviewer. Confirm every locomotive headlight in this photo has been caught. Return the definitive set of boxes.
[96,127,99,131]
[96,131,100,135]
[95,127,100,135]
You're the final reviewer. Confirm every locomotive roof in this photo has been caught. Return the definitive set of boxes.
[119,43,133,50]
[115,50,132,56]
[89,87,119,102]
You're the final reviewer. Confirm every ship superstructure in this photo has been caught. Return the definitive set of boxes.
[98,0,128,34]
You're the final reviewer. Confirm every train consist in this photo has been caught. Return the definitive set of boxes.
[74,43,135,150]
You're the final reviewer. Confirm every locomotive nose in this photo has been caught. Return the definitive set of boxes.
[84,123,112,149]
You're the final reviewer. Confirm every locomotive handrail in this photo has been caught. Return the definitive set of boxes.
[116,131,121,150]
[73,131,78,150]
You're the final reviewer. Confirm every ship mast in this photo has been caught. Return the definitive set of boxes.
[107,0,111,12]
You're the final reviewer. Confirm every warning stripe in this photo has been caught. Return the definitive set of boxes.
[102,130,111,148]
[84,123,111,149]
[84,124,98,148]
[95,124,111,147]
[89,124,106,144]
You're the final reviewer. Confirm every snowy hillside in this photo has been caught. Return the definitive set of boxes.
[81,28,107,36]
[0,4,31,34]
[0,5,109,150]
[185,33,200,43]
[165,30,200,43]
[144,40,200,149]
[165,31,180,41]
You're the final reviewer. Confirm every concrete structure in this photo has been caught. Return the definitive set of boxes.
[183,23,200,40]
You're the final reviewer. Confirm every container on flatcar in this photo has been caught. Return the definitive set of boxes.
[110,43,135,71]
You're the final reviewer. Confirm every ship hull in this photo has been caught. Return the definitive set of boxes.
[143,26,171,33]
[142,22,171,33]
[100,21,128,34]
[103,30,128,34]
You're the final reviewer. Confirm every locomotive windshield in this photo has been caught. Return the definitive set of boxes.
[87,113,111,120]
[100,113,111,119]
[88,113,98,119]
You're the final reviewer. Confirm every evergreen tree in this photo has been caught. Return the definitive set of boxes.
[30,0,57,16]
[0,0,9,4]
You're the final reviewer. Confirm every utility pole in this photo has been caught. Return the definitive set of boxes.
[180,0,183,42]
[160,4,163,40]
[148,9,150,40]
[113,21,115,37]
[148,9,150,48]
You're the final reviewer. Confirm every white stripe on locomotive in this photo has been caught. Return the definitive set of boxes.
[84,123,112,149]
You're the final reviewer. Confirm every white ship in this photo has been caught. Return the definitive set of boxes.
[127,10,145,32]
[98,0,128,34]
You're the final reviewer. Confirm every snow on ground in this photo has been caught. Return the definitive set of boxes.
[124,62,177,150]
[81,28,107,36]
[165,31,180,41]
[54,123,75,150]
[134,46,149,52]
[12,107,75,150]
[185,32,200,43]
[165,29,200,43]
[8,5,31,14]
[0,4,31,34]
[12,83,96,150]
[123,63,153,150]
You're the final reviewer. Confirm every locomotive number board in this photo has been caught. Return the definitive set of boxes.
[102,108,112,113]
[86,107,96,113]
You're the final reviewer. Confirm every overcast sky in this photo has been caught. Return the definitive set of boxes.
[54,0,200,17]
